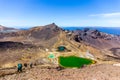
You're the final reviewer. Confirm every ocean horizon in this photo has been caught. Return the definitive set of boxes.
[19,26,120,35]
[62,27,120,35]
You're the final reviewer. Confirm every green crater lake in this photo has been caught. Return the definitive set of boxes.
[59,56,95,68]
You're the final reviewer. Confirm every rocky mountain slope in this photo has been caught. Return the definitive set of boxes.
[0,23,61,68]
[0,23,120,80]
[73,28,120,49]
[0,23,120,68]
[73,28,120,59]
[0,23,61,48]
[0,25,19,33]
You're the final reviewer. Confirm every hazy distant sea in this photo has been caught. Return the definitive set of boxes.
[62,27,120,35]
[19,27,120,35]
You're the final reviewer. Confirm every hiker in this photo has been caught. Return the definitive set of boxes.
[81,64,87,68]
[56,66,64,71]
[30,63,33,68]
[24,63,27,68]
[34,63,37,66]
[17,63,22,72]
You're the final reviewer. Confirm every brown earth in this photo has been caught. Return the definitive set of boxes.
[0,64,120,80]
[0,23,120,79]
[0,23,119,68]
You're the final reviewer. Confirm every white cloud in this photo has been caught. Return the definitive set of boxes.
[88,12,120,27]
[90,12,120,17]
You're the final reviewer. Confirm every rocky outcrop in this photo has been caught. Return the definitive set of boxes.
[0,23,62,48]
[29,23,62,40]
[73,28,120,49]
[0,41,36,50]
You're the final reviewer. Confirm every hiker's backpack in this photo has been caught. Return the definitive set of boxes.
[18,64,22,69]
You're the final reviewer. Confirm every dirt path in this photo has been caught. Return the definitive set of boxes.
[0,64,120,80]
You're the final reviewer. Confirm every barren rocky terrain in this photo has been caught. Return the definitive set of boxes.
[0,64,120,80]
[0,23,120,80]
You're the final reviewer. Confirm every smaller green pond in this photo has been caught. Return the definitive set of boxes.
[59,56,95,68]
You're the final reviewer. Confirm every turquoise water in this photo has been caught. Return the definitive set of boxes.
[59,56,94,68]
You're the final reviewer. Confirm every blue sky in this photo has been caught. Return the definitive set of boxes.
[0,0,120,28]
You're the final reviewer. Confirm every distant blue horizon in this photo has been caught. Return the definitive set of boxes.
[19,26,120,35]
[62,27,120,35]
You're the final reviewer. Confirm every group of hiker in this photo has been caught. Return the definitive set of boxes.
[17,63,33,72]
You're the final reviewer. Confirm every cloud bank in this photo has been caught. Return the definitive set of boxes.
[90,12,120,17]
